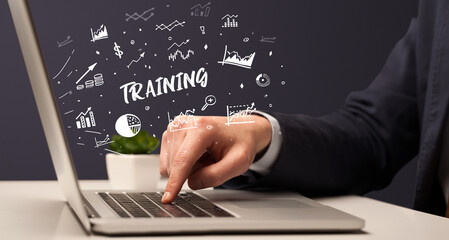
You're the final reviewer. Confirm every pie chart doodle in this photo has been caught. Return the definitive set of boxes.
[256,73,271,87]
[115,114,141,137]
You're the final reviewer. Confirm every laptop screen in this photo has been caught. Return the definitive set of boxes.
[27,0,301,178]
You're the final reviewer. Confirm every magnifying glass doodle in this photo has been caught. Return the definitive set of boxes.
[201,95,217,111]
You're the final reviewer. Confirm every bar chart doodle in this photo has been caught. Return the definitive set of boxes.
[218,45,256,69]
[90,24,109,42]
[125,8,155,22]
[190,2,211,17]
[222,14,239,28]
[155,20,185,31]
[75,107,97,129]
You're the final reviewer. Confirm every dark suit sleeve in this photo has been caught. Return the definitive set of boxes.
[223,19,420,196]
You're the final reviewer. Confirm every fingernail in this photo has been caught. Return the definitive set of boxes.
[162,192,171,202]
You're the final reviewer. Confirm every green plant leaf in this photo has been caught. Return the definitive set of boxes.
[109,130,160,154]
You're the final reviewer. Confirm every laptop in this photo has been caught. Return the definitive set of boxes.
[8,0,364,235]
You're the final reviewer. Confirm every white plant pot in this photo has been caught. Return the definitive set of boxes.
[105,153,160,191]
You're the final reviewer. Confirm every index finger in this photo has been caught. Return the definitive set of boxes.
[161,132,211,203]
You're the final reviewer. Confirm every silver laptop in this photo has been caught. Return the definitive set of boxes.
[8,0,364,235]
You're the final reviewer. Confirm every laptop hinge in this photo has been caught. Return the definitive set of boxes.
[82,196,100,218]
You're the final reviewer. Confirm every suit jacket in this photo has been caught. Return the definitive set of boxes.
[224,0,449,216]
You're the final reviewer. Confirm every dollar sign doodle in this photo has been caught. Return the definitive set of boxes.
[113,42,123,59]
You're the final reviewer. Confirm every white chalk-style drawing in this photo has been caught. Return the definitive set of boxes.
[94,134,114,148]
[77,143,85,146]
[222,14,238,28]
[269,51,273,56]
[225,102,256,126]
[67,71,73,77]
[126,52,145,69]
[77,73,104,90]
[57,35,73,48]
[200,26,206,34]
[125,8,155,21]
[52,49,75,80]
[64,110,74,115]
[167,39,190,51]
[155,20,185,31]
[113,42,123,59]
[104,148,124,155]
[75,62,97,84]
[243,37,249,42]
[204,44,208,50]
[260,36,276,43]
[58,91,72,99]
[256,73,271,87]
[167,109,198,132]
[75,107,96,129]
[201,95,217,111]
[190,2,211,17]
[168,49,194,61]
[115,114,141,138]
[240,83,244,89]
[90,24,109,42]
[217,45,256,69]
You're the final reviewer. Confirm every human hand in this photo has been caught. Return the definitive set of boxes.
[160,115,272,203]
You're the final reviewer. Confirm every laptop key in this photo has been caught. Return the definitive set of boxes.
[97,192,130,218]
[143,193,191,218]
[172,196,211,217]
[109,193,150,218]
[183,193,234,217]
[127,193,171,218]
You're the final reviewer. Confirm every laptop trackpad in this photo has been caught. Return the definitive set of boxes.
[230,199,312,209]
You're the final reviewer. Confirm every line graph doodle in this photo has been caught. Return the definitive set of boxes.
[217,45,255,69]
[226,102,256,126]
[94,134,114,148]
[90,24,108,42]
[57,36,73,48]
[167,109,198,132]
[168,49,194,61]
[125,8,155,21]
[126,52,145,69]
[53,49,75,80]
[167,39,190,51]
[155,20,185,31]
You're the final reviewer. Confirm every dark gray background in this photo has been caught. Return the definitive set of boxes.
[1,0,418,208]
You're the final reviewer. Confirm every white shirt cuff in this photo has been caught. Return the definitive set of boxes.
[249,111,283,176]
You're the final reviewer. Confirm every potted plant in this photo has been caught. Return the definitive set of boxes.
[106,130,160,190]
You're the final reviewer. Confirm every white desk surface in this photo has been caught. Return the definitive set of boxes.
[0,180,448,240]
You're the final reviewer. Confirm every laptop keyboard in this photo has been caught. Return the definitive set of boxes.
[97,192,234,218]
